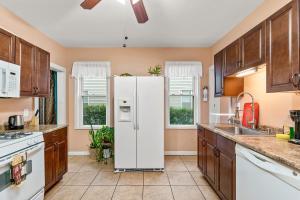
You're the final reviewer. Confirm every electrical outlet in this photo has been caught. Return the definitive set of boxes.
[23,109,29,117]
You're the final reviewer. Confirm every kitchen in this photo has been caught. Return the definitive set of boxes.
[0,0,300,200]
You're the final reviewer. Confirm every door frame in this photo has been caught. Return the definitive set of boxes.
[209,65,220,123]
[34,63,67,124]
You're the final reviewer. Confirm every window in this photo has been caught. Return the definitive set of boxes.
[81,78,108,126]
[72,62,110,129]
[165,62,202,128]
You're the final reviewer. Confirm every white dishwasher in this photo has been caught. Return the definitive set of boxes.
[236,144,300,200]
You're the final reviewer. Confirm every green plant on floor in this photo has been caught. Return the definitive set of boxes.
[89,126,114,162]
[148,65,162,76]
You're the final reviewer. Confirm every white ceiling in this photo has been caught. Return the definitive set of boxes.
[0,0,263,48]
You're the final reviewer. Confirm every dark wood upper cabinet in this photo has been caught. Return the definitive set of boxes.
[0,28,15,63]
[15,38,36,96]
[214,51,224,97]
[224,40,241,76]
[16,37,50,97]
[214,50,244,97]
[35,47,50,96]
[241,22,266,69]
[266,0,300,92]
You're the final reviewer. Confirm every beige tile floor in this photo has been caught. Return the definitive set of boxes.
[45,156,220,200]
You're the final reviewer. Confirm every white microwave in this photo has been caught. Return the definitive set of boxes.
[0,60,20,98]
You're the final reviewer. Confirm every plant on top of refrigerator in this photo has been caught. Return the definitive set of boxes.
[148,65,162,76]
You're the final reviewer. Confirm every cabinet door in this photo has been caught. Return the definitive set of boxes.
[56,139,67,179]
[224,40,241,76]
[0,28,15,63]
[266,0,299,92]
[35,47,50,96]
[241,22,265,69]
[206,143,217,187]
[217,135,236,200]
[15,38,35,96]
[214,51,224,97]
[197,127,206,173]
[219,153,235,200]
[44,145,56,191]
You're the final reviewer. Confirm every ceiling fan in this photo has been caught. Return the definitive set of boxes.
[80,0,149,24]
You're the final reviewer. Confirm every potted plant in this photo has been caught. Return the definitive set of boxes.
[148,65,162,76]
[88,126,114,162]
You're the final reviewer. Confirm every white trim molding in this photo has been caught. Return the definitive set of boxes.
[164,151,197,156]
[68,151,90,156]
[68,151,197,156]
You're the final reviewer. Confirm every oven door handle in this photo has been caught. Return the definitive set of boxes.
[0,143,44,167]
[26,143,44,155]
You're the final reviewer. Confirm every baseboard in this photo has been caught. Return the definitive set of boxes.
[68,151,90,156]
[164,151,197,156]
[68,151,197,156]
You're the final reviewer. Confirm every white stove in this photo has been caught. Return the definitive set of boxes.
[0,130,45,200]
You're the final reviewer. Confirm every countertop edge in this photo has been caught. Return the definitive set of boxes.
[41,124,68,134]
[199,123,300,172]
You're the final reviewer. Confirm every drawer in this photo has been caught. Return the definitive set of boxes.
[43,127,67,146]
[205,129,216,146]
[197,126,205,138]
[217,135,235,157]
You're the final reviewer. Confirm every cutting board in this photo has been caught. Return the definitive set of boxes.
[242,103,259,128]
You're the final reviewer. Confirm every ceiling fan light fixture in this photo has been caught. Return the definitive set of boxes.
[130,0,149,23]
[131,0,141,5]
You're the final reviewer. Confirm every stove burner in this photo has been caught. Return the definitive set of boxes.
[0,131,33,140]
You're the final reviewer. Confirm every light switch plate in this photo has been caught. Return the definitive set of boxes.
[23,109,29,117]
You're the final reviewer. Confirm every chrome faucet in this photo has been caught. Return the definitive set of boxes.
[235,92,256,129]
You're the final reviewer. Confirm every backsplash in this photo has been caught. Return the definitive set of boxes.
[0,97,34,125]
[236,70,300,128]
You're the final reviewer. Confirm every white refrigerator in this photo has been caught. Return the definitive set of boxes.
[114,76,164,171]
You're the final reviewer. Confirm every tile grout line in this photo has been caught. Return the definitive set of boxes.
[180,156,206,200]
[142,172,144,200]
[166,170,175,200]
[110,170,121,200]
[181,156,208,200]
[79,168,102,200]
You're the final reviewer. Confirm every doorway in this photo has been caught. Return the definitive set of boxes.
[34,63,66,125]
[209,66,220,123]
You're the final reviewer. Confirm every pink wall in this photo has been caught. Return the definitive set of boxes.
[0,4,68,125]
[66,48,212,152]
[212,0,300,128]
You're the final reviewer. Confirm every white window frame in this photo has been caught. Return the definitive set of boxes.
[73,63,111,130]
[165,63,201,130]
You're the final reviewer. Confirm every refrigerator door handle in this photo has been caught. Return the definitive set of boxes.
[136,93,139,130]
[133,88,136,130]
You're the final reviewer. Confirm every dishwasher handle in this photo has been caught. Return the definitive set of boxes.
[237,145,300,191]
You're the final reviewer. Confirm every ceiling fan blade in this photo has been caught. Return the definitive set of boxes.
[80,0,101,9]
[130,0,149,24]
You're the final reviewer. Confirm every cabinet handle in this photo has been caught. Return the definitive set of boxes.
[290,74,300,88]
[214,147,220,157]
[202,140,206,147]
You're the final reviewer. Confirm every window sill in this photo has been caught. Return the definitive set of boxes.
[74,125,107,130]
[166,125,197,130]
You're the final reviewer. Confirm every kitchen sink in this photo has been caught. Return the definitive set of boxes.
[214,126,271,136]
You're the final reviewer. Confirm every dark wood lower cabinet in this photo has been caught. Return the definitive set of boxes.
[197,126,236,200]
[44,127,68,192]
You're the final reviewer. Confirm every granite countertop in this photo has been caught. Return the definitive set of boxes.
[0,124,68,134]
[200,123,300,171]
